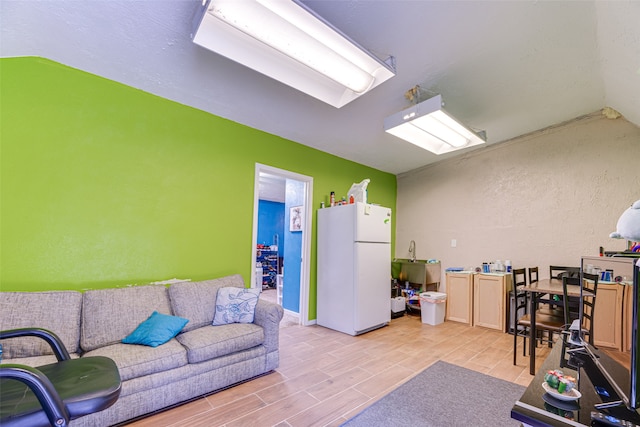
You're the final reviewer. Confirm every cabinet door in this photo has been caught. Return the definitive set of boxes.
[473,274,505,331]
[445,274,473,325]
[593,283,623,350]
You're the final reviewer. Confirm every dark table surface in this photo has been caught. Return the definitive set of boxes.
[511,336,640,426]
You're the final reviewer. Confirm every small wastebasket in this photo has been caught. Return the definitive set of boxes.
[390,296,406,318]
[419,292,447,325]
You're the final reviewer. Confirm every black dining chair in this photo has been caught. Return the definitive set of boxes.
[548,265,580,318]
[513,307,565,366]
[562,273,599,346]
[512,267,565,366]
[511,268,529,364]
[0,328,122,427]
[509,268,527,334]
[537,265,579,319]
[533,265,563,323]
[549,265,580,280]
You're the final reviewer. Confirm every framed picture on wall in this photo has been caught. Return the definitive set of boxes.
[289,206,303,232]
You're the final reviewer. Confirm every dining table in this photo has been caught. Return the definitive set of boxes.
[520,278,594,375]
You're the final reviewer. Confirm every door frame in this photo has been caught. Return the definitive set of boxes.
[251,163,313,326]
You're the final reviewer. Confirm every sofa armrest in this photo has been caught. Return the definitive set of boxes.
[253,300,284,353]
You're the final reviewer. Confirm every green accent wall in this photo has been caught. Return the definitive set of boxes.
[0,57,397,320]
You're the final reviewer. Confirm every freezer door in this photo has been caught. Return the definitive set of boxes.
[354,242,391,332]
[354,203,392,243]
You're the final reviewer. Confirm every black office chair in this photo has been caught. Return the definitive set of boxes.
[562,273,599,346]
[0,328,121,427]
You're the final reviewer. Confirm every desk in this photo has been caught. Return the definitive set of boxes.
[521,279,590,375]
[511,336,639,426]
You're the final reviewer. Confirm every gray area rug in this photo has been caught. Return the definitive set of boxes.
[341,361,525,427]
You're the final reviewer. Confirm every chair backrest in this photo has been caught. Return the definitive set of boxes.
[562,274,599,344]
[561,276,581,326]
[581,272,599,342]
[512,268,528,321]
[512,268,527,288]
[550,265,580,280]
[528,267,539,284]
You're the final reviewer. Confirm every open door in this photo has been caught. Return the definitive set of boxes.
[252,163,313,326]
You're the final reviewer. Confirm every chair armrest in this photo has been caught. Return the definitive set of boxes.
[0,364,70,427]
[253,300,284,353]
[0,328,71,361]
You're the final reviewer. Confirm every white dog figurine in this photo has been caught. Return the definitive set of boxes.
[610,199,640,242]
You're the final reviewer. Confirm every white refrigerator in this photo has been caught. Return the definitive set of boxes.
[317,202,392,335]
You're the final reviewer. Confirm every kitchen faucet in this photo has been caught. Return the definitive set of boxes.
[409,240,416,262]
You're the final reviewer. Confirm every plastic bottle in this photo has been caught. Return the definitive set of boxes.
[349,194,355,204]
[505,260,512,273]
[330,191,335,207]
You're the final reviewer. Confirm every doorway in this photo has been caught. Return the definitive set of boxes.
[251,163,313,326]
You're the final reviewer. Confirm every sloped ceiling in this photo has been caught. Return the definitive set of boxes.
[1,0,638,174]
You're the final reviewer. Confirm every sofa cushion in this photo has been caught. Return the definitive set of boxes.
[81,285,173,352]
[176,323,264,364]
[168,275,244,332]
[0,291,83,358]
[212,287,260,325]
[122,311,189,347]
[82,339,188,381]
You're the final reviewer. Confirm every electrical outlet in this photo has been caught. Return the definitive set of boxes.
[451,239,457,248]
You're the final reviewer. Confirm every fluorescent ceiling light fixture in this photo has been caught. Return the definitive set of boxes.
[192,0,396,108]
[384,94,486,155]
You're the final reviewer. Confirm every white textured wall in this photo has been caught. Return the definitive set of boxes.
[396,111,640,287]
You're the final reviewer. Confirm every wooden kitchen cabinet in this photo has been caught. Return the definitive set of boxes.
[445,273,474,325]
[473,273,512,332]
[593,282,624,350]
[583,256,635,352]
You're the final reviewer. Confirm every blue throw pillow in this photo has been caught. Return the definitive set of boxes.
[122,311,189,347]
[212,287,260,325]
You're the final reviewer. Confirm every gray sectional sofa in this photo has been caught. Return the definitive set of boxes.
[0,274,284,426]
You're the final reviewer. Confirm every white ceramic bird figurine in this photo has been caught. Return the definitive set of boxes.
[610,199,640,242]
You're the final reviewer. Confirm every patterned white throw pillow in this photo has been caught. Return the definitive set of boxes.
[212,287,261,325]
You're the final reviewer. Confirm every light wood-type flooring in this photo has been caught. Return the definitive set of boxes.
[128,290,629,427]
